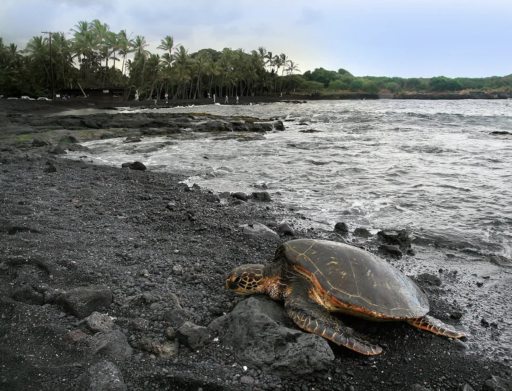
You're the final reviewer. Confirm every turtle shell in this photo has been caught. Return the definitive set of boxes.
[276,239,429,319]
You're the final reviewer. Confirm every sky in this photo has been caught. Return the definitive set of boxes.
[1,0,511,78]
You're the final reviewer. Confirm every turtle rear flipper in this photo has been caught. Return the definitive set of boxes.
[407,315,466,338]
[285,293,383,355]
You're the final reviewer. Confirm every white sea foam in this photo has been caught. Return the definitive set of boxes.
[66,100,512,255]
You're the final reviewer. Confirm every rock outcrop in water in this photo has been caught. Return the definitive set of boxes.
[1,111,284,134]
[0,111,285,164]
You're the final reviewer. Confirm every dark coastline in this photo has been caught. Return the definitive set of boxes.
[2,88,511,116]
[0,99,511,391]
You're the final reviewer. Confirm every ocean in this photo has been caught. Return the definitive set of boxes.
[66,99,512,359]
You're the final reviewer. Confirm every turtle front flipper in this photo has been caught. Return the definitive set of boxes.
[284,292,382,355]
[407,315,466,338]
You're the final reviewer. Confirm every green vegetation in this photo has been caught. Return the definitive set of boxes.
[303,68,512,95]
[0,19,304,100]
[0,19,511,100]
[10,135,32,142]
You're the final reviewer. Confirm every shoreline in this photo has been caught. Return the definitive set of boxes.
[0,95,306,116]
[1,102,511,390]
[2,89,511,116]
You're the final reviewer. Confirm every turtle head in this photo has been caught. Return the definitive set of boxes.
[225,264,266,295]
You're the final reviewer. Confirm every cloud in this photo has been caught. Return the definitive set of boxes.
[1,0,512,77]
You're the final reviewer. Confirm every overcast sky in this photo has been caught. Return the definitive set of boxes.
[1,0,511,78]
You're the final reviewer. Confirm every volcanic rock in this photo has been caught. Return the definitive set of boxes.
[76,360,126,391]
[209,296,334,374]
[32,139,50,147]
[353,227,372,238]
[378,229,414,255]
[482,375,512,390]
[176,321,211,349]
[58,285,113,319]
[90,330,133,360]
[378,244,403,258]
[242,222,280,241]
[334,222,349,234]
[49,145,67,155]
[121,161,147,171]
[83,312,115,333]
[277,222,295,236]
[252,191,272,202]
[231,192,248,201]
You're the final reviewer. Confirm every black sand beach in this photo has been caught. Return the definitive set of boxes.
[1,98,511,391]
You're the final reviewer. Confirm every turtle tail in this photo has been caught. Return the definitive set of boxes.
[407,315,466,339]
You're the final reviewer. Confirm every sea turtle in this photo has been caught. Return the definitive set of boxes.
[225,238,465,355]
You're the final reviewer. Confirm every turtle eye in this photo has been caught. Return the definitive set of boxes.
[227,277,242,291]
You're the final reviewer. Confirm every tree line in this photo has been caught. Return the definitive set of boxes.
[0,19,302,100]
[0,18,511,100]
[303,68,512,95]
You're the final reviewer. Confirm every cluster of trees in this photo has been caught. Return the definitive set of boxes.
[303,67,512,94]
[1,18,511,100]
[0,19,304,100]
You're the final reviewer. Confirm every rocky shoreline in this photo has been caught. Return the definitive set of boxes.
[1,99,511,391]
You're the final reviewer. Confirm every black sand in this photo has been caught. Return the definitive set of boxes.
[0,99,510,391]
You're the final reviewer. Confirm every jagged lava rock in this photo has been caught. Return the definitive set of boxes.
[209,296,334,374]
[59,285,113,319]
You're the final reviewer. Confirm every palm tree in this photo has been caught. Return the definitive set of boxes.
[2,42,25,94]
[52,32,74,88]
[71,21,97,85]
[103,31,119,85]
[132,35,150,58]
[145,53,161,100]
[90,19,110,85]
[1,16,316,100]
[192,51,209,98]
[7,43,21,58]
[282,60,300,93]
[0,38,7,85]
[72,21,89,33]
[264,50,274,73]
[130,35,150,97]
[71,21,88,70]
[272,54,285,92]
[230,48,253,97]
[0,37,6,57]
[204,58,220,97]
[117,30,134,77]
[172,45,191,98]
[286,60,300,75]
[25,36,51,83]
[90,20,109,59]
[157,36,180,97]
[218,48,234,98]
[160,52,174,97]
[273,54,284,75]
[279,54,288,75]
[243,50,263,96]
[157,35,177,57]
[250,48,267,95]
[257,47,266,55]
